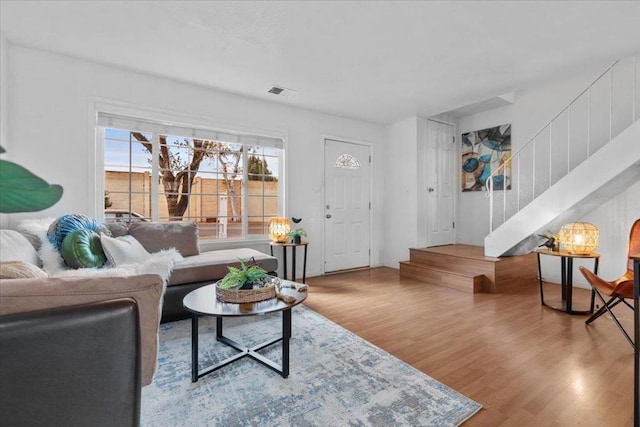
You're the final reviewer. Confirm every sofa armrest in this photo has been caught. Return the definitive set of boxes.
[0,299,141,426]
[0,274,164,385]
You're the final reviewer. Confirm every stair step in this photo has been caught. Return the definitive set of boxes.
[399,261,484,293]
[401,244,537,293]
[409,245,498,278]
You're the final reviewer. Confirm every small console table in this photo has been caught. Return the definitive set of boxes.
[270,241,308,283]
[536,249,598,315]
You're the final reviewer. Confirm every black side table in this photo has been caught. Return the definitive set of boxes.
[536,249,598,315]
[269,241,308,283]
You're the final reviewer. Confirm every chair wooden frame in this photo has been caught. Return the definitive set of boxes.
[579,219,640,350]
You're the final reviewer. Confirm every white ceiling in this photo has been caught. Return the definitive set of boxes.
[1,1,639,125]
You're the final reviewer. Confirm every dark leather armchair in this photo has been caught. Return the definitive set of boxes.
[0,298,141,426]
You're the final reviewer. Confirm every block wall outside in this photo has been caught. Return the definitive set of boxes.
[105,171,278,223]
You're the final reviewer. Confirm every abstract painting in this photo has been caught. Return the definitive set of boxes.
[461,124,511,192]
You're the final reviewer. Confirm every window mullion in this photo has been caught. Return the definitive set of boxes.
[151,134,160,222]
[242,147,248,236]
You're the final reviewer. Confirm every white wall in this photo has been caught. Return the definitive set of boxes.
[382,116,418,267]
[0,33,8,229]
[5,45,385,278]
[456,60,639,282]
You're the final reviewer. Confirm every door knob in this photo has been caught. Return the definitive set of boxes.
[428,187,434,192]
[326,214,332,219]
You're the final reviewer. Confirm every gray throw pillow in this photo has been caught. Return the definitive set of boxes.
[100,233,150,266]
[128,222,199,256]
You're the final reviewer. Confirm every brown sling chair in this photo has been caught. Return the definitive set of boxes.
[579,219,640,349]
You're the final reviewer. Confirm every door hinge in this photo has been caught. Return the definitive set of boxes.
[453,221,455,229]
[369,155,372,163]
[452,135,456,143]
[369,201,371,209]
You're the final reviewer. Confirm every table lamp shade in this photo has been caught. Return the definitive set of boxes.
[559,222,599,254]
[268,217,291,243]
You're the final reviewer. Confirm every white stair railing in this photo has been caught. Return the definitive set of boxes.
[487,54,639,233]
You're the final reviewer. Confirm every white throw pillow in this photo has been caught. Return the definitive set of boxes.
[100,233,150,266]
[0,230,40,266]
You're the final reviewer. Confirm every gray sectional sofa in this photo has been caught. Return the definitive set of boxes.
[105,221,279,322]
[0,220,279,385]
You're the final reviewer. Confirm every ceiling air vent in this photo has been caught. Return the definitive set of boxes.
[267,85,297,98]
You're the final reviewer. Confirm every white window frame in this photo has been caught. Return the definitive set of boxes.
[89,99,287,247]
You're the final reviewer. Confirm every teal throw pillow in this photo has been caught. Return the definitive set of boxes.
[47,214,111,251]
[60,229,107,269]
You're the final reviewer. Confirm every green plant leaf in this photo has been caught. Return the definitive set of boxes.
[0,159,63,213]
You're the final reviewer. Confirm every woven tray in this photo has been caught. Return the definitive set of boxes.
[215,279,278,303]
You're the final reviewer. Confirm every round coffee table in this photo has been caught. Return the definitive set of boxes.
[183,280,307,382]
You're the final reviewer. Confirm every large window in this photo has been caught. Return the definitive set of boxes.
[99,114,283,241]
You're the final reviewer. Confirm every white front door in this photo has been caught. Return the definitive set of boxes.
[324,139,371,273]
[425,120,455,246]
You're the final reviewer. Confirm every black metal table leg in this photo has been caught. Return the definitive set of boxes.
[566,257,574,314]
[282,308,291,378]
[537,252,544,305]
[283,246,288,280]
[561,256,567,302]
[303,245,308,284]
[216,316,223,340]
[292,246,297,282]
[191,314,199,383]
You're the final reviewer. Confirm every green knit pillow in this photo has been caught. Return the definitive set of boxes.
[60,229,107,269]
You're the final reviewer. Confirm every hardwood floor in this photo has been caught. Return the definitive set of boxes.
[304,267,635,426]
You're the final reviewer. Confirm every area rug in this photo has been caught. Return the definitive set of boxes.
[142,305,481,426]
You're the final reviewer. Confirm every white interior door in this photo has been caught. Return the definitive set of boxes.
[426,120,455,246]
[324,139,371,273]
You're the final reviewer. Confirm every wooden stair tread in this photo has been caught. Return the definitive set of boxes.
[410,244,501,262]
[399,261,484,294]
[399,261,484,279]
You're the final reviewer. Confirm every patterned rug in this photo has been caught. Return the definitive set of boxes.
[142,305,481,426]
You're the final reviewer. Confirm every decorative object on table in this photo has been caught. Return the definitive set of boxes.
[288,228,306,244]
[0,146,63,213]
[558,222,599,254]
[216,258,278,303]
[291,217,302,224]
[461,124,511,192]
[538,231,560,251]
[268,217,291,243]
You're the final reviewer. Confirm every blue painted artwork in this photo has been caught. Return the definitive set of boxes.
[461,124,511,192]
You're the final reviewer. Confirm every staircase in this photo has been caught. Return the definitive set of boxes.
[399,244,537,293]
[485,54,640,257]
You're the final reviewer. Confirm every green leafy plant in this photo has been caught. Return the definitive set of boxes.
[287,228,306,239]
[219,259,270,290]
[0,146,63,213]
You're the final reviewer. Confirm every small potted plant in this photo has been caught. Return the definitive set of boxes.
[216,258,279,303]
[288,228,306,244]
[218,259,271,290]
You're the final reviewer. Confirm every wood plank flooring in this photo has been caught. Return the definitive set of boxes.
[304,267,635,426]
